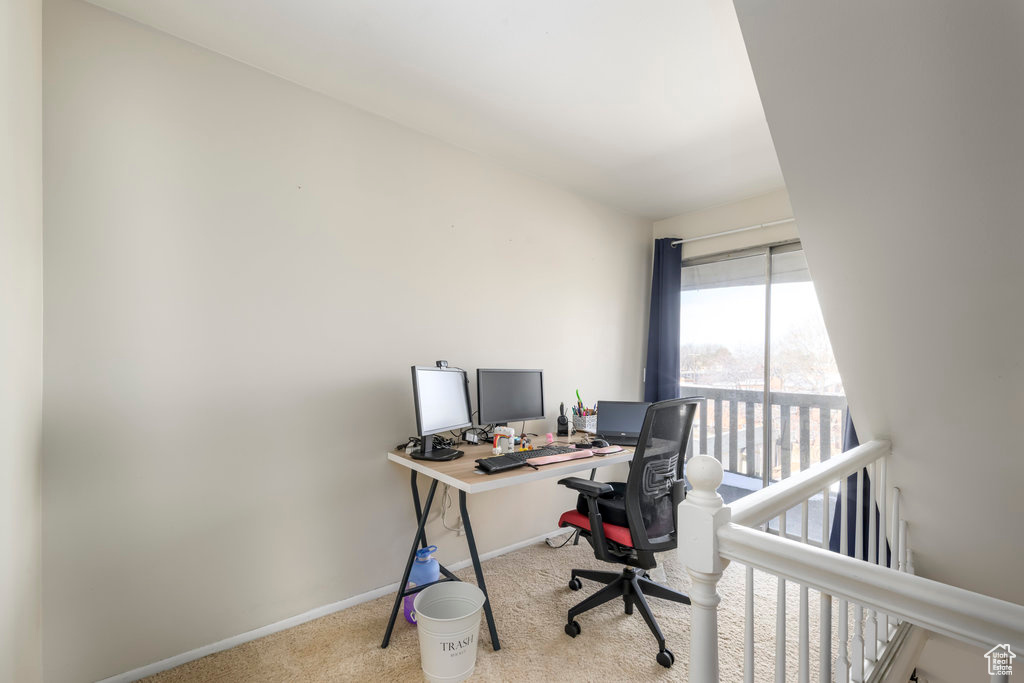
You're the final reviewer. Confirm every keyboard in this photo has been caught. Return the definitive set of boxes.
[523,445,578,459]
[475,446,586,474]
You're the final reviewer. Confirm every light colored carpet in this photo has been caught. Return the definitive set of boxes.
[145,537,856,682]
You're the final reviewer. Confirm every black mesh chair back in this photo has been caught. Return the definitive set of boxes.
[624,397,700,552]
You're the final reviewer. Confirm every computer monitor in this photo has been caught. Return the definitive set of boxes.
[411,365,472,460]
[477,369,545,426]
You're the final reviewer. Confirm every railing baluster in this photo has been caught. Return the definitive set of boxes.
[878,458,889,642]
[819,485,832,683]
[894,489,902,573]
[900,520,910,574]
[819,407,831,462]
[822,486,830,551]
[836,476,850,681]
[891,487,901,634]
[800,406,810,471]
[746,401,756,476]
[799,501,809,683]
[776,513,787,683]
[906,524,914,575]
[780,406,791,480]
[700,398,708,455]
[714,399,723,463]
[865,461,878,664]
[852,470,865,682]
[745,565,754,683]
[729,399,739,473]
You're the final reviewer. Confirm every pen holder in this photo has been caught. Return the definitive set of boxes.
[573,415,597,433]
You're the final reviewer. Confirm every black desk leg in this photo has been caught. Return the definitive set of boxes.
[409,472,457,581]
[459,491,501,651]
[381,479,438,649]
[410,470,428,550]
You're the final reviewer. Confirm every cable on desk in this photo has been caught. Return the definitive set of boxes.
[440,485,463,534]
[396,435,457,453]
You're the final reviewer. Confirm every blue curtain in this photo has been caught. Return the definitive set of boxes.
[829,410,891,564]
[644,238,681,402]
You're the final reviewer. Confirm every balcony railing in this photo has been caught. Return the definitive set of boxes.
[679,384,847,481]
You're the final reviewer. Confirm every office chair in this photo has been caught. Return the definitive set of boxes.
[556,396,700,668]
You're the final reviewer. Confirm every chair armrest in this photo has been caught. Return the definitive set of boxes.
[558,477,614,562]
[558,477,613,497]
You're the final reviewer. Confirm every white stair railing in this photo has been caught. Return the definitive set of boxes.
[679,441,1024,682]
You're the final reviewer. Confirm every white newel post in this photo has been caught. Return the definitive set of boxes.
[678,455,731,683]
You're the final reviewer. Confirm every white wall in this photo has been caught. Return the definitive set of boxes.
[653,188,796,259]
[41,1,651,680]
[734,0,1024,606]
[916,636,991,683]
[0,0,44,680]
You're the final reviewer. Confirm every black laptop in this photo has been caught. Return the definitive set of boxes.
[595,401,651,446]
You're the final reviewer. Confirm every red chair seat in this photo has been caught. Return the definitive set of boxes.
[558,509,634,547]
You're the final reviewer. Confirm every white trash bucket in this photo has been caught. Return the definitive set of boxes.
[413,582,486,683]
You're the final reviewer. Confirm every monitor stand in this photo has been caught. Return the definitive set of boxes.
[411,438,464,461]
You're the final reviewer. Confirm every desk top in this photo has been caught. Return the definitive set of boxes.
[386,439,634,494]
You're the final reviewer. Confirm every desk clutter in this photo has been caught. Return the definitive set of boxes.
[475,445,588,474]
[571,390,598,432]
[404,361,635,473]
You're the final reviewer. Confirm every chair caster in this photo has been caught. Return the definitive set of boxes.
[568,577,582,591]
[565,620,581,638]
[657,649,674,668]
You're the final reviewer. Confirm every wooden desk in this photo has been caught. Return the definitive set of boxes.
[381,439,634,651]
[387,439,634,493]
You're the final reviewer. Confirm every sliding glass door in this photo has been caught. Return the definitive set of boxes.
[680,242,846,488]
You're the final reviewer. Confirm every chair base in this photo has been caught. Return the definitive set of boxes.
[564,566,691,667]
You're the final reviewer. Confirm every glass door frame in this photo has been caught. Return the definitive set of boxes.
[681,239,804,487]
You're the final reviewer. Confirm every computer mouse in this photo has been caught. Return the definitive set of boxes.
[590,438,610,448]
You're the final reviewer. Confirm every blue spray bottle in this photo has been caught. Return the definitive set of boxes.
[404,545,439,624]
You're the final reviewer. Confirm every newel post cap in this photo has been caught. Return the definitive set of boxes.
[687,454,724,508]
[678,454,729,573]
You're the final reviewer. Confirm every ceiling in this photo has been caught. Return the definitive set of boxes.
[86,0,783,220]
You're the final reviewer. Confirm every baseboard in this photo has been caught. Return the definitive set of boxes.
[98,528,568,683]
